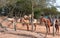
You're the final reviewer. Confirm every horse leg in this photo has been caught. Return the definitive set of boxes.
[48,24,50,33]
[27,23,29,31]
[58,28,59,33]
[57,27,59,33]
[55,25,59,33]
[45,24,49,34]
[34,23,36,31]
[48,26,50,33]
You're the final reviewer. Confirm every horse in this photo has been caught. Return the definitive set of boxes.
[22,15,37,31]
[55,19,59,33]
[7,18,14,27]
[21,16,30,31]
[40,17,52,33]
[33,19,38,31]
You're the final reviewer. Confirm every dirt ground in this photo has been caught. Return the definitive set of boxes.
[0,16,60,38]
[0,32,32,38]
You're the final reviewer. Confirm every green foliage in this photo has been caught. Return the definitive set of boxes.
[0,7,2,13]
[34,8,41,19]
[3,0,32,17]
[14,0,32,17]
[41,6,58,16]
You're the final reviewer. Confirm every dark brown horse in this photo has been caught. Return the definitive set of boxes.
[55,19,59,33]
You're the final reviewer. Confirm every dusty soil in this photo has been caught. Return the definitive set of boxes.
[0,32,32,38]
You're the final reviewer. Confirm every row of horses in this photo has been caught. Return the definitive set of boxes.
[0,16,60,34]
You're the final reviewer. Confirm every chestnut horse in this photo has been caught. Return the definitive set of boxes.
[40,17,51,33]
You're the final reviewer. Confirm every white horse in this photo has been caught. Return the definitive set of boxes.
[33,19,38,30]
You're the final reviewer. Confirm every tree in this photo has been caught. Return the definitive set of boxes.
[41,6,58,16]
[34,8,41,19]
[14,0,32,17]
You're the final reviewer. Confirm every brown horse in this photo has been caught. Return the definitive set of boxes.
[23,18,30,31]
[22,16,37,31]
[55,19,59,33]
[40,17,51,33]
[22,15,30,31]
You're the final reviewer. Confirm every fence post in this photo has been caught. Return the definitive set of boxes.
[13,18,17,31]
[31,0,34,31]
[53,19,55,36]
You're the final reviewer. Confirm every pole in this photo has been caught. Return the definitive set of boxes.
[31,0,34,31]
[53,18,55,36]
[14,4,17,31]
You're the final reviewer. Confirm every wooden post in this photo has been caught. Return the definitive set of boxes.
[14,4,17,31]
[14,20,16,31]
[31,0,34,31]
[53,19,55,36]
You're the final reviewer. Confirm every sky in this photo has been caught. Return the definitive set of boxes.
[56,0,60,11]
[56,0,60,6]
